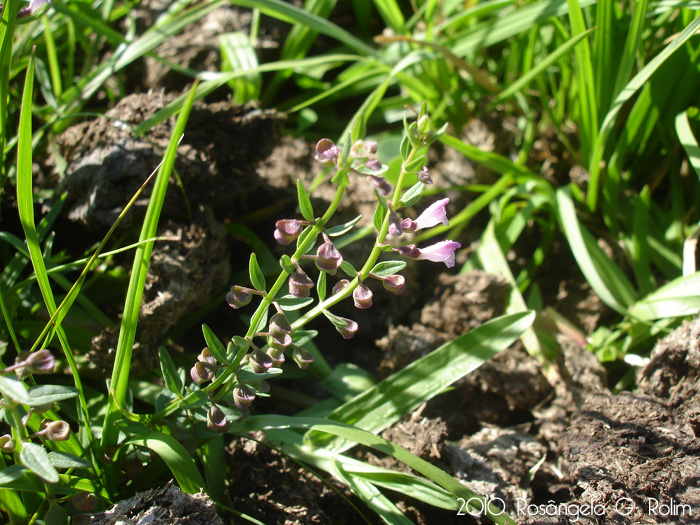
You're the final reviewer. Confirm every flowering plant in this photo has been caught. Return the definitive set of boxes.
[181,106,461,422]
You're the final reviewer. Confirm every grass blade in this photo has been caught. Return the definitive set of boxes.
[676,110,700,180]
[236,415,517,525]
[307,311,535,452]
[101,83,200,455]
[557,186,637,313]
[123,431,206,494]
[587,14,700,211]
[629,272,700,321]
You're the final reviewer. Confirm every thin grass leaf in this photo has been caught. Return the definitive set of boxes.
[334,469,413,525]
[16,52,95,474]
[133,54,362,136]
[477,220,558,382]
[450,0,597,57]
[101,83,199,453]
[371,0,406,33]
[308,311,534,453]
[220,31,261,103]
[676,110,700,180]
[557,186,637,313]
[123,431,206,494]
[494,28,594,103]
[566,0,598,161]
[611,0,648,102]
[231,0,375,55]
[587,14,700,211]
[235,415,516,525]
[629,272,700,321]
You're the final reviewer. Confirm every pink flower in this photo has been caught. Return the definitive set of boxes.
[399,241,461,268]
[27,0,49,13]
[417,240,461,268]
[402,198,450,232]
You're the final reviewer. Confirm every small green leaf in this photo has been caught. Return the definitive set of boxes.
[0,465,28,485]
[202,324,227,363]
[297,179,315,222]
[20,442,59,483]
[233,336,250,350]
[296,225,317,253]
[331,167,350,187]
[317,271,327,302]
[47,452,91,469]
[326,215,362,237]
[252,303,269,334]
[427,122,449,144]
[399,181,425,208]
[323,310,347,328]
[400,135,411,160]
[370,261,407,277]
[341,261,358,278]
[404,155,427,173]
[293,330,318,347]
[279,255,296,274]
[351,113,366,143]
[239,366,283,382]
[373,204,387,232]
[277,295,314,311]
[375,189,388,209]
[27,385,78,406]
[158,347,183,396]
[249,253,266,291]
[0,375,30,405]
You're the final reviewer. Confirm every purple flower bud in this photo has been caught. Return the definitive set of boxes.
[315,138,339,165]
[292,347,314,369]
[416,241,462,268]
[25,349,55,375]
[368,175,392,197]
[72,493,97,513]
[190,362,214,384]
[364,141,378,154]
[413,198,450,230]
[0,434,14,453]
[266,347,285,367]
[43,420,70,442]
[198,348,218,366]
[226,285,253,309]
[417,114,431,135]
[268,313,292,349]
[332,279,350,295]
[418,166,433,184]
[334,317,359,340]
[352,284,373,309]
[316,241,343,275]
[388,207,403,237]
[365,158,382,171]
[383,274,406,295]
[233,384,256,408]
[250,349,273,373]
[274,219,303,245]
[207,406,230,432]
[289,270,314,298]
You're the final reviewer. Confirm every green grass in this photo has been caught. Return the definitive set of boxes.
[0,0,699,523]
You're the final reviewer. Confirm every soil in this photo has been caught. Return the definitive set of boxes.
[34,63,699,525]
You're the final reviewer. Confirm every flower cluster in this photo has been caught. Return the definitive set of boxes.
[187,109,461,418]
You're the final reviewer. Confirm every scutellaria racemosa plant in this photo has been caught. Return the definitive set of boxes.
[181,106,461,427]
